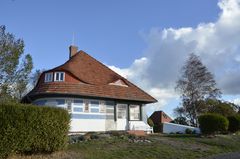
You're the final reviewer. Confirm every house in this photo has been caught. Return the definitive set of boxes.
[149,111,172,125]
[22,45,157,133]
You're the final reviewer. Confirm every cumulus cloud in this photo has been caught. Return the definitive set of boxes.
[109,0,240,115]
[233,98,240,105]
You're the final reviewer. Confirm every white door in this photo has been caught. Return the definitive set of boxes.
[116,104,128,130]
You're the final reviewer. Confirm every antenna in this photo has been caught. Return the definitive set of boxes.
[72,32,75,45]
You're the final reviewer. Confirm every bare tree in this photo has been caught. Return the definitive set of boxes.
[31,69,43,87]
[176,53,221,126]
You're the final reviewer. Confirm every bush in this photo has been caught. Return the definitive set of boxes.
[185,128,193,134]
[0,102,70,158]
[228,115,240,133]
[192,130,197,134]
[198,113,229,135]
[147,118,154,127]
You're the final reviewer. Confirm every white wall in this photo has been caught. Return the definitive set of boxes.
[129,121,152,131]
[162,122,200,134]
[70,119,106,132]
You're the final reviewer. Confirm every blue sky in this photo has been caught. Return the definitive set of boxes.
[1,0,240,117]
[1,0,219,69]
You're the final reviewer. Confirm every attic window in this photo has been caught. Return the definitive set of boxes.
[109,79,128,87]
[54,72,65,82]
[44,72,53,82]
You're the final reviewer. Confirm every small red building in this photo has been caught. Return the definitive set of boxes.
[149,111,172,125]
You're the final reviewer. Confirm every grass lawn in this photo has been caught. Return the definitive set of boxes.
[9,133,240,159]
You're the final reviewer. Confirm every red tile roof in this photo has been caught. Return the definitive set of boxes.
[24,51,157,103]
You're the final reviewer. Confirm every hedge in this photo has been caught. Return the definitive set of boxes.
[228,115,240,133]
[0,102,70,158]
[198,113,229,135]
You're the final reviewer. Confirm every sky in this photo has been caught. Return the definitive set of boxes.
[1,0,240,117]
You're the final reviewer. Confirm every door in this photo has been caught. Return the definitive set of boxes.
[116,104,128,130]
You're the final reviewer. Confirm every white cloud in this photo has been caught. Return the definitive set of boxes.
[109,0,240,115]
[233,98,240,106]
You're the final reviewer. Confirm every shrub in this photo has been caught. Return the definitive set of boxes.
[185,128,193,134]
[192,130,197,134]
[0,102,70,158]
[147,118,154,127]
[228,115,240,133]
[198,113,229,135]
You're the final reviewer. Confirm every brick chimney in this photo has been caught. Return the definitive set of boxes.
[69,45,78,58]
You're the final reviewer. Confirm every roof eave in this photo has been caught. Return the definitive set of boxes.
[22,92,157,104]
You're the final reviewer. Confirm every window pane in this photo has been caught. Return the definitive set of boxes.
[45,73,53,82]
[33,100,47,105]
[60,73,64,80]
[91,108,99,113]
[129,105,140,120]
[73,100,83,105]
[73,107,83,112]
[56,73,59,80]
[117,104,126,119]
[106,101,114,106]
[90,101,99,107]
[56,99,65,105]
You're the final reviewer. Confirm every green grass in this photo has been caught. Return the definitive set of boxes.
[9,134,240,159]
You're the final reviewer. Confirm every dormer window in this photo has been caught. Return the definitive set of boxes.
[109,79,128,87]
[54,72,65,82]
[44,72,53,82]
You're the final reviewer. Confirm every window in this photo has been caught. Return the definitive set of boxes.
[56,99,65,105]
[54,72,65,81]
[90,100,99,113]
[109,79,128,87]
[106,101,114,114]
[44,72,53,82]
[73,107,83,112]
[129,105,140,120]
[117,104,127,119]
[45,99,58,106]
[72,100,83,113]
[33,99,47,105]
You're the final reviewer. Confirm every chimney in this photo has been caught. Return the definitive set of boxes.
[69,45,78,58]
